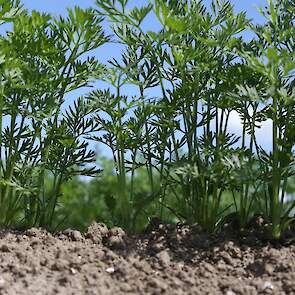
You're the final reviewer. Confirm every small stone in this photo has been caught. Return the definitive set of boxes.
[148,278,167,290]
[58,276,68,286]
[92,223,109,236]
[0,276,6,289]
[262,281,274,291]
[70,268,77,275]
[220,252,234,266]
[29,264,39,275]
[226,290,236,295]
[223,241,234,251]
[62,229,83,241]
[106,267,115,274]
[51,259,69,271]
[109,227,125,238]
[0,244,10,252]
[119,282,132,292]
[40,258,48,266]
[158,224,167,234]
[264,263,274,275]
[217,261,227,271]
[30,238,39,248]
[202,262,215,273]
[25,228,41,237]
[71,230,83,241]
[86,223,109,244]
[15,251,25,262]
[108,236,125,250]
[151,242,165,253]
[107,227,126,250]
[156,250,170,267]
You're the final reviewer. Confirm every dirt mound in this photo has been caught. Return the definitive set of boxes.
[0,223,294,294]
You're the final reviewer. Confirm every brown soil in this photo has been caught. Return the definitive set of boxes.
[0,222,294,295]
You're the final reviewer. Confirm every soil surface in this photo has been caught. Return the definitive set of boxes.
[0,221,295,295]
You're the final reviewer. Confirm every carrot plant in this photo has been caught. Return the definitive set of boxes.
[91,0,176,231]
[95,0,252,232]
[1,0,294,241]
[236,0,295,239]
[0,3,108,229]
[93,0,295,238]
[87,66,161,231]
[153,0,252,232]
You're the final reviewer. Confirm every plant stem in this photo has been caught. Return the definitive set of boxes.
[272,92,281,239]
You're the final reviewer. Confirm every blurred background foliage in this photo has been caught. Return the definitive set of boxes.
[51,155,178,232]
[51,155,236,233]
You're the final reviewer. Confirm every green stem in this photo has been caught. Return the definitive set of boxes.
[116,80,129,228]
[0,83,3,208]
[272,93,281,239]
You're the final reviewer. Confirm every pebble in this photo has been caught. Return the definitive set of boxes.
[202,262,215,273]
[108,227,125,238]
[70,268,77,275]
[0,244,10,252]
[151,242,165,253]
[108,236,125,250]
[25,228,41,237]
[148,278,167,290]
[262,281,274,291]
[106,267,115,274]
[51,259,69,271]
[86,223,109,244]
[0,276,5,289]
[264,263,274,275]
[220,252,234,266]
[156,250,171,267]
[71,230,83,241]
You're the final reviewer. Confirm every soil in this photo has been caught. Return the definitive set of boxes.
[0,221,295,295]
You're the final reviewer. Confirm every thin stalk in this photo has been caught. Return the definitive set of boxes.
[280,105,293,206]
[1,110,19,224]
[115,80,129,228]
[47,173,63,228]
[139,86,154,193]
[272,92,281,239]
[0,83,4,214]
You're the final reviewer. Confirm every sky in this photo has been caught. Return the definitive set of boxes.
[21,0,267,19]
[19,0,272,151]
[21,0,268,63]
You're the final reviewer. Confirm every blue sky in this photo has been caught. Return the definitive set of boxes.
[22,0,267,20]
[19,0,272,152]
[20,0,268,62]
[19,0,269,83]
[19,0,269,78]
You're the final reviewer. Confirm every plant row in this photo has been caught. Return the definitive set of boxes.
[0,0,294,240]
